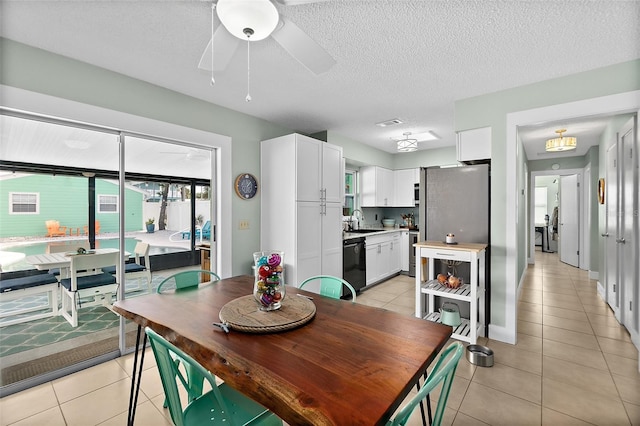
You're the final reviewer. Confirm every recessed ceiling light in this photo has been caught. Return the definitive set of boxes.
[64,139,90,150]
[375,118,404,127]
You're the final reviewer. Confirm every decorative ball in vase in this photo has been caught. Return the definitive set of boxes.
[253,251,285,311]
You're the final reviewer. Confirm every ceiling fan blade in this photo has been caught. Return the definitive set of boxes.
[197,25,240,72]
[271,16,336,75]
[275,0,331,4]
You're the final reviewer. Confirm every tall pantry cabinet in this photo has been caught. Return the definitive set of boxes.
[260,134,344,292]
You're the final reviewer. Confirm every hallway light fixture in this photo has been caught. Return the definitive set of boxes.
[545,129,577,152]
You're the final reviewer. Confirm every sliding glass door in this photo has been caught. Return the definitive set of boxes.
[0,111,215,395]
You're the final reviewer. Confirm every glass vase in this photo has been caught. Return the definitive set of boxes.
[253,251,285,311]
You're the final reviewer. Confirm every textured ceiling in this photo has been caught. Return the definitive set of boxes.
[1,0,639,157]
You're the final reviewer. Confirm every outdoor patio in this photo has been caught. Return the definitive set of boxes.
[0,229,208,387]
[0,266,198,387]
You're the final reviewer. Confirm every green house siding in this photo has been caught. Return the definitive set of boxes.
[0,175,143,238]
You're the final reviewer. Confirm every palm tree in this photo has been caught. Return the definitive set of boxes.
[158,183,169,231]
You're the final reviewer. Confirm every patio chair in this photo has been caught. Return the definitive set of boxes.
[145,327,282,426]
[103,242,152,293]
[45,220,67,237]
[83,220,100,235]
[59,251,119,327]
[200,220,211,240]
[387,342,463,426]
[181,221,211,241]
[298,275,357,302]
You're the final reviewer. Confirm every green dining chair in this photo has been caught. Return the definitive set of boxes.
[156,269,220,407]
[387,342,464,426]
[156,269,220,293]
[145,327,283,426]
[298,275,357,302]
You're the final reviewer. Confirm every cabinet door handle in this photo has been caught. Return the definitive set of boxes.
[616,238,626,244]
[601,233,609,237]
[435,252,455,257]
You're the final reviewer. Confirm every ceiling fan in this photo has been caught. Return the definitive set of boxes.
[197,0,335,76]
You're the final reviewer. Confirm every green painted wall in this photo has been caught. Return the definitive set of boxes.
[455,59,640,329]
[0,175,142,237]
[0,38,295,275]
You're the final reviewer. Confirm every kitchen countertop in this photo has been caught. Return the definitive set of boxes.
[343,228,418,240]
[414,240,487,252]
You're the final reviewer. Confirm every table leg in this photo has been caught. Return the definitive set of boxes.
[127,325,147,426]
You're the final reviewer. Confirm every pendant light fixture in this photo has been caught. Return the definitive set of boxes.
[545,129,577,152]
[396,132,418,152]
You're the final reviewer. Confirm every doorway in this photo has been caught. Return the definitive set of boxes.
[528,168,585,268]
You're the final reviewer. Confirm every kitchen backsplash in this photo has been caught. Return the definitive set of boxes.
[359,207,419,229]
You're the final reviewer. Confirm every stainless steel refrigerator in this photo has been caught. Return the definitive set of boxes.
[418,164,490,334]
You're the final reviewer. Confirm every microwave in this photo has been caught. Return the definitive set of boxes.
[414,183,419,205]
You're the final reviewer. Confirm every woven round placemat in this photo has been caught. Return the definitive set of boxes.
[219,294,316,334]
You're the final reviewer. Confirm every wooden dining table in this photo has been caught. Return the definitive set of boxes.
[113,275,452,426]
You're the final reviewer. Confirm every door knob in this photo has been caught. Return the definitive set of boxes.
[601,233,609,237]
[616,238,626,244]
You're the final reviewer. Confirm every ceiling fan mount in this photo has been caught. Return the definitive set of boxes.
[199,0,336,76]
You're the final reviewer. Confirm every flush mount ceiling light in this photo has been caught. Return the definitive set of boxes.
[64,139,90,150]
[395,132,418,152]
[545,129,577,152]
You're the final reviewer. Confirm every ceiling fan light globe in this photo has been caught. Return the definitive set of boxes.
[217,0,279,41]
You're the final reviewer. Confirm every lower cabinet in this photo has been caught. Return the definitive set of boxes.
[365,232,401,286]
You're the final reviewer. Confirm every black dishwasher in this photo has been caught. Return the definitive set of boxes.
[343,236,366,298]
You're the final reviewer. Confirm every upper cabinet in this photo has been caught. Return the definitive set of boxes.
[361,166,418,207]
[456,127,491,163]
[361,166,394,207]
[394,168,418,207]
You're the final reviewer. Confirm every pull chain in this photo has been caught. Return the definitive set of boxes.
[210,3,215,86]
[244,28,253,102]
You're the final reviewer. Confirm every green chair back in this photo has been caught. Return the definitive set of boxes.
[387,342,464,426]
[298,275,357,302]
[156,269,220,293]
[145,327,282,426]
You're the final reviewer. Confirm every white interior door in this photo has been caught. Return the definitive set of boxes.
[559,174,579,267]
[620,117,638,338]
[605,142,620,316]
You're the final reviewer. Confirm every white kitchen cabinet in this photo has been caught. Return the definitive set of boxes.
[389,232,401,274]
[456,127,491,163]
[400,231,409,272]
[360,166,394,207]
[261,133,343,289]
[394,168,418,207]
[365,232,401,286]
[414,241,486,344]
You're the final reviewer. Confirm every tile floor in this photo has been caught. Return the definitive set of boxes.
[1,250,638,425]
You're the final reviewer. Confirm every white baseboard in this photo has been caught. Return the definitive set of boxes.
[488,324,516,345]
[597,281,606,300]
[589,270,599,280]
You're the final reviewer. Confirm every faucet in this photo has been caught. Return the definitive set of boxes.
[351,209,363,230]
